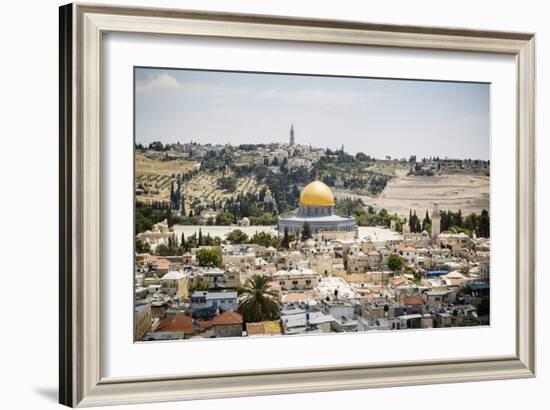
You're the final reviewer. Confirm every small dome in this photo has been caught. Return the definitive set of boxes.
[300,180,335,206]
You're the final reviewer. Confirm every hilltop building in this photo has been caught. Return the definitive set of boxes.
[277,180,356,240]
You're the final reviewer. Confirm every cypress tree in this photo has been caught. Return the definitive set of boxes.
[282,227,290,249]
[478,209,490,238]
[301,222,312,241]
[457,209,463,228]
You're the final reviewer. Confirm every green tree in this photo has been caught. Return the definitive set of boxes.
[301,222,312,241]
[281,227,290,249]
[216,211,234,226]
[250,232,280,248]
[456,209,463,228]
[217,176,237,191]
[190,277,210,292]
[135,239,151,254]
[249,213,278,225]
[155,244,173,256]
[196,247,222,267]
[387,253,404,272]
[464,213,479,232]
[238,275,280,323]
[409,210,421,233]
[226,229,249,244]
[477,209,490,238]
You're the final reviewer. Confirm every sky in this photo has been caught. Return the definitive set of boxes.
[135,67,490,160]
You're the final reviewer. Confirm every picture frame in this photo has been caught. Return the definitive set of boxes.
[59,3,535,407]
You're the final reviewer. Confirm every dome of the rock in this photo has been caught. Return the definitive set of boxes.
[299,180,335,206]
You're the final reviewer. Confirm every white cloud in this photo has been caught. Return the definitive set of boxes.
[136,72,180,95]
[136,71,387,110]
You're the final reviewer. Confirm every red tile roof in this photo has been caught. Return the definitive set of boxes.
[156,313,194,333]
[403,295,425,305]
[212,311,243,326]
[392,278,408,286]
[154,259,171,269]
[246,322,265,336]
[196,319,214,331]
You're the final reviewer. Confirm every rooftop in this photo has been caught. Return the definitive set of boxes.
[156,313,194,333]
[212,311,243,326]
[162,270,187,280]
[300,180,335,206]
[403,295,425,305]
[246,320,283,336]
[192,291,238,300]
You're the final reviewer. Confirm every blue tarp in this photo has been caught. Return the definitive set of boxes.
[426,270,448,277]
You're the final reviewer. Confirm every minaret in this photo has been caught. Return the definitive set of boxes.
[289,123,295,146]
[431,203,441,239]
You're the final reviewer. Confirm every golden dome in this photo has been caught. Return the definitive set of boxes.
[299,180,335,206]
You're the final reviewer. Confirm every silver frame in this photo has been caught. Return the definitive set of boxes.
[59,3,536,407]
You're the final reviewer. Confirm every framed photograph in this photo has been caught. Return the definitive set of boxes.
[59,3,535,407]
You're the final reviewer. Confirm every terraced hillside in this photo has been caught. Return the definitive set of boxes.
[334,174,490,217]
[180,171,265,206]
[135,152,266,207]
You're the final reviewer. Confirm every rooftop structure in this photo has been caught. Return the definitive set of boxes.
[246,320,283,336]
[278,180,356,239]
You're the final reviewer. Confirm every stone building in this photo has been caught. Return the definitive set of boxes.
[272,268,320,291]
[134,303,152,341]
[212,311,243,338]
[161,270,190,300]
[277,180,356,239]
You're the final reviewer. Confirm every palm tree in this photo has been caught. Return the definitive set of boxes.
[238,275,280,323]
